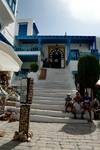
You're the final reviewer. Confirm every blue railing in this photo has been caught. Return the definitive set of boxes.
[70,49,79,60]
[97,53,100,60]
[80,50,99,59]
[15,46,40,52]
[15,35,95,45]
[70,50,99,61]
[79,51,91,57]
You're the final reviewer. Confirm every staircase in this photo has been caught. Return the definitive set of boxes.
[29,68,88,123]
[8,67,89,123]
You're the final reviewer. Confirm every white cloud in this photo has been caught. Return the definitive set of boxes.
[60,0,100,23]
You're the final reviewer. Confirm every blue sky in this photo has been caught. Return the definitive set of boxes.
[17,0,100,36]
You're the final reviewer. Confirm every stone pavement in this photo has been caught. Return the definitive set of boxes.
[0,121,100,150]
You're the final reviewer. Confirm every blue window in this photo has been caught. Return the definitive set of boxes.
[12,0,16,13]
[6,0,16,14]
[18,23,28,36]
[33,23,39,35]
[6,0,12,6]
[70,49,79,60]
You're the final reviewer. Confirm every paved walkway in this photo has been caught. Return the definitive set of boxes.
[0,121,100,150]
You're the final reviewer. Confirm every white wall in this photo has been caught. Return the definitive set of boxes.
[0,0,18,30]
[42,44,48,59]
[1,23,15,45]
[69,43,89,72]
[27,20,33,35]
[70,43,89,51]
[0,0,19,45]
[96,37,100,52]
[69,61,78,72]
[15,19,35,36]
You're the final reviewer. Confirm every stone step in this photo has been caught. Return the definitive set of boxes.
[8,102,65,112]
[11,102,65,111]
[34,87,75,90]
[30,109,66,117]
[30,109,91,119]
[31,103,65,111]
[6,106,91,123]
[33,89,76,96]
[29,115,88,123]
[34,91,67,94]
[34,88,71,91]
[6,106,67,118]
[33,93,66,97]
[16,113,89,123]
[34,86,74,90]
[11,68,76,123]
[34,83,75,88]
[34,83,72,86]
[33,96,65,101]
[33,99,65,105]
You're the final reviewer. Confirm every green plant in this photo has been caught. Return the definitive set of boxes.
[78,55,100,96]
[30,62,39,72]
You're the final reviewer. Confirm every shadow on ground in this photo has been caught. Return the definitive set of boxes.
[60,121,96,135]
[0,140,20,150]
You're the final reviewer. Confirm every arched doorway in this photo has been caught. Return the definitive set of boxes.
[49,48,65,68]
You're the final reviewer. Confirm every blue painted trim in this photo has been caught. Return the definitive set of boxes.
[70,49,79,60]
[33,23,39,35]
[6,0,16,14]
[19,55,38,62]
[91,49,99,59]
[94,36,96,49]
[0,33,13,47]
[18,23,28,36]
[67,37,71,64]
[15,35,96,44]
[15,46,39,51]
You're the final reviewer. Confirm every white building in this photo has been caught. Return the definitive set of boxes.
[0,0,22,85]
[15,19,100,73]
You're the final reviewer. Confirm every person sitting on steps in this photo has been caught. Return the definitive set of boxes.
[72,92,84,119]
[82,92,93,122]
[65,93,72,113]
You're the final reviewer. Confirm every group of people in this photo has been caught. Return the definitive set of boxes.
[65,91,99,122]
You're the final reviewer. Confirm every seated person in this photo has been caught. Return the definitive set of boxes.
[65,93,72,112]
[82,92,92,122]
[72,92,84,119]
[93,98,100,120]
[74,92,82,101]
[92,98,99,110]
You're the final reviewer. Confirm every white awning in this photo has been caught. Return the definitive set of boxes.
[17,51,41,55]
[0,41,22,72]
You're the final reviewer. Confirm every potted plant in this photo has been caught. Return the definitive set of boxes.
[28,62,39,82]
[30,62,39,72]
